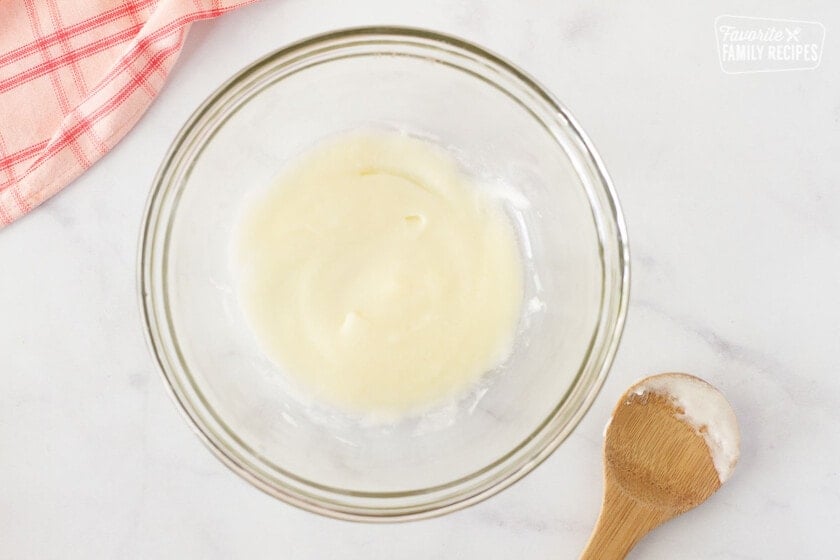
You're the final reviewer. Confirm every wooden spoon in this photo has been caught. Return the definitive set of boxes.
[580,373,739,559]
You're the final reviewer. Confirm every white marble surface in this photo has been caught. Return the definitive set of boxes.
[2,1,839,558]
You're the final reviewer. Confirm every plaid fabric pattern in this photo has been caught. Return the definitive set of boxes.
[0,0,257,227]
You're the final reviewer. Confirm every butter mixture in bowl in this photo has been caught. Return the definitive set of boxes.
[235,132,523,417]
[140,27,628,520]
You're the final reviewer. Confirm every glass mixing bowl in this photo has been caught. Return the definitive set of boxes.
[139,27,629,521]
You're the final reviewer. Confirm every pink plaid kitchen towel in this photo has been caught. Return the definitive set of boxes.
[0,0,258,227]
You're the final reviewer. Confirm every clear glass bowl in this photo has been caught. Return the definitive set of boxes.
[139,27,629,521]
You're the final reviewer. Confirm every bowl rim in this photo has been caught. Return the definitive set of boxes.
[138,25,630,522]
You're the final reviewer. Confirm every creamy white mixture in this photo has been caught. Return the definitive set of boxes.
[235,131,523,417]
[634,374,740,483]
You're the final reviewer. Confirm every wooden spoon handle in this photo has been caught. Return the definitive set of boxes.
[580,480,668,560]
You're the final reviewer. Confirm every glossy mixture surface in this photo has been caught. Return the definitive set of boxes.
[235,132,524,416]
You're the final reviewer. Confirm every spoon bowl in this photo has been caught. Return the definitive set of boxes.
[581,373,739,559]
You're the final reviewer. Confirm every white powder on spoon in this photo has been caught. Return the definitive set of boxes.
[633,374,740,483]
